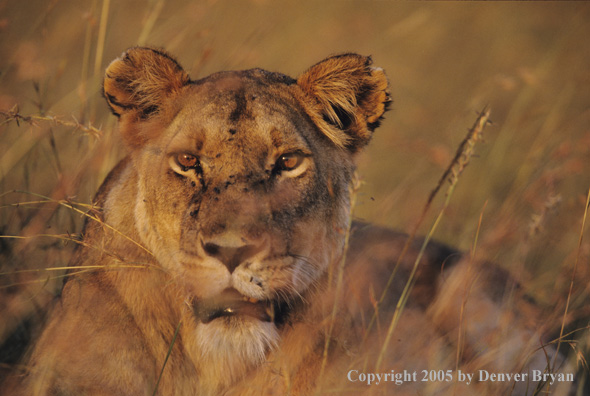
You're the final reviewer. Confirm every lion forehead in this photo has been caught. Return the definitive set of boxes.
[181,71,305,123]
[163,77,316,163]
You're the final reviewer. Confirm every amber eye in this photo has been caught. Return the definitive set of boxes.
[176,153,199,170]
[275,153,303,172]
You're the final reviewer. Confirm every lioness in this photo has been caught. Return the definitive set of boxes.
[5,48,570,395]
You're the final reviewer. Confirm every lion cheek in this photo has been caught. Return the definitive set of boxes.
[134,188,182,263]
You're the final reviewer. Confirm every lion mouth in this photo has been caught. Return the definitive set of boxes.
[194,288,275,324]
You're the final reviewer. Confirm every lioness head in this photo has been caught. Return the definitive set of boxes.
[103,47,389,376]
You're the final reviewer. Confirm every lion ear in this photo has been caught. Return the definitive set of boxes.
[297,54,391,152]
[103,47,190,119]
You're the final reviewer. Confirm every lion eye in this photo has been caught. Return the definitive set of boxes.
[176,153,199,170]
[275,153,303,171]
[272,152,310,178]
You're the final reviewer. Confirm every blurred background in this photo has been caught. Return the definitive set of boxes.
[0,0,589,387]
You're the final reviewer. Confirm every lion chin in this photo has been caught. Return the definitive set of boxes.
[189,287,290,392]
[193,315,279,393]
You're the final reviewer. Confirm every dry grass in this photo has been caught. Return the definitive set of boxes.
[374,107,491,371]
[0,1,589,394]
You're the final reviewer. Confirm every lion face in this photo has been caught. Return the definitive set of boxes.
[134,71,351,304]
[103,48,390,350]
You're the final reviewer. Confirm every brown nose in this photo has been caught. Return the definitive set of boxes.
[201,240,265,273]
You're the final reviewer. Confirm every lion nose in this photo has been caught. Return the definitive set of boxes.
[202,239,265,274]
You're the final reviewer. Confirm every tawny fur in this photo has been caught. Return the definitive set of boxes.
[297,53,391,150]
[103,47,189,117]
[3,48,569,396]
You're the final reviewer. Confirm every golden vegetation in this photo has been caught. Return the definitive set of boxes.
[0,1,588,394]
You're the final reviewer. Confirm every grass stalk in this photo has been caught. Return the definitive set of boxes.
[1,191,153,257]
[0,108,102,184]
[138,0,166,46]
[79,0,98,121]
[554,186,590,365]
[152,320,182,396]
[362,107,491,349]
[373,108,490,370]
[315,174,361,395]
[455,201,487,372]
[89,0,111,122]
